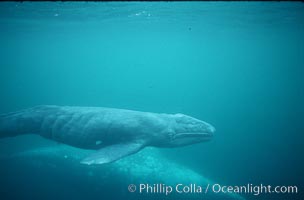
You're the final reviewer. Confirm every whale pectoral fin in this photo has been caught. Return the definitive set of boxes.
[80,141,145,165]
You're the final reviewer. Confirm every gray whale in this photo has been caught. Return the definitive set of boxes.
[0,105,215,165]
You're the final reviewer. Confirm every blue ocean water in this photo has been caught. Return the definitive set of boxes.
[0,2,303,200]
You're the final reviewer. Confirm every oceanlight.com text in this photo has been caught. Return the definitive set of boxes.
[128,183,298,196]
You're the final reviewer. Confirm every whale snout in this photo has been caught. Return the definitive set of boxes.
[206,124,216,134]
[197,120,215,136]
[203,124,215,140]
[166,113,216,147]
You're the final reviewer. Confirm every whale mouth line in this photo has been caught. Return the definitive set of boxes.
[175,132,212,139]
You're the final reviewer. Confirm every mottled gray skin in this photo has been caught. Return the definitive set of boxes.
[0,105,215,164]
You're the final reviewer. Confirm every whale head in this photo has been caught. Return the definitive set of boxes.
[162,113,215,147]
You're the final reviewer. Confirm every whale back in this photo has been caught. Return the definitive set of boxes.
[0,105,160,149]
